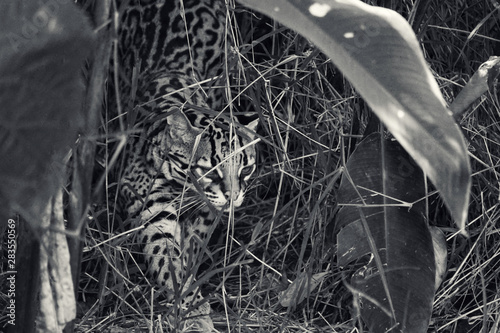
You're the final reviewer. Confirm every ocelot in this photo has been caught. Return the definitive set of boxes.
[109,0,258,331]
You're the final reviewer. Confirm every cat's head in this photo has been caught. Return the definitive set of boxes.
[159,110,259,210]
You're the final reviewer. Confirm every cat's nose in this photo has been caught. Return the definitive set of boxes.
[225,190,239,201]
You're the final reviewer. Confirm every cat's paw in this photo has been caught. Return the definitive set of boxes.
[181,299,214,332]
[180,315,214,332]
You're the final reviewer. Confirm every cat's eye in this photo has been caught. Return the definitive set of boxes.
[240,165,255,176]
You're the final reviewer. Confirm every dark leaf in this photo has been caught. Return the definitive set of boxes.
[337,133,436,333]
[0,1,94,223]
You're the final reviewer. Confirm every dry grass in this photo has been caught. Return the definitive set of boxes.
[73,0,500,332]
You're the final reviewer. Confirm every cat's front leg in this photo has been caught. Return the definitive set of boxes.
[138,207,214,331]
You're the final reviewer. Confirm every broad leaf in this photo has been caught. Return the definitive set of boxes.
[337,133,436,333]
[238,0,470,231]
[0,1,94,223]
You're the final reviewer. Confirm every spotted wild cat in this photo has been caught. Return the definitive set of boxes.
[110,0,259,330]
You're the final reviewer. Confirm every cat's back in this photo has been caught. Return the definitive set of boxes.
[118,0,225,81]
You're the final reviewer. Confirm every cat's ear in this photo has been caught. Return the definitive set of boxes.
[244,118,259,139]
[167,109,200,140]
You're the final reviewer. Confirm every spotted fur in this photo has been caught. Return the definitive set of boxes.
[112,0,258,330]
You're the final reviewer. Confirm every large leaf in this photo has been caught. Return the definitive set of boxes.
[0,2,94,332]
[0,1,94,223]
[238,0,470,231]
[336,133,436,333]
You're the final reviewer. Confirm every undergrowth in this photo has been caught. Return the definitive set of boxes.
[74,0,500,332]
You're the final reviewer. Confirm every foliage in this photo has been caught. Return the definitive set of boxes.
[237,0,472,331]
[0,1,94,332]
[336,132,436,332]
[0,0,94,224]
[239,0,471,232]
[47,0,500,332]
